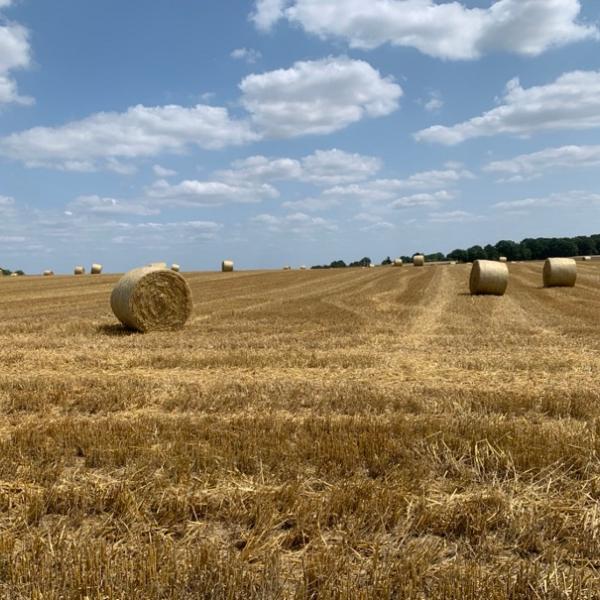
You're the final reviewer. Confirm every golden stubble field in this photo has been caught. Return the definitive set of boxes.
[1,262,600,599]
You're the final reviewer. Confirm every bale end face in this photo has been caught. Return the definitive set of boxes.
[469,260,508,296]
[111,266,193,332]
[413,255,425,267]
[543,258,577,288]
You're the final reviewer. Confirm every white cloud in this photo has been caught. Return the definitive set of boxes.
[323,167,473,204]
[218,148,381,186]
[282,197,340,212]
[428,210,484,223]
[153,164,177,178]
[493,190,600,212]
[146,178,279,207]
[484,145,600,180]
[415,71,600,145]
[390,190,455,209]
[423,91,444,113]
[0,104,258,170]
[112,220,223,244]
[352,212,395,231]
[0,2,33,105]
[0,194,14,206]
[252,211,338,234]
[231,47,262,64]
[251,0,288,31]
[254,0,597,60]
[240,56,402,137]
[69,195,160,217]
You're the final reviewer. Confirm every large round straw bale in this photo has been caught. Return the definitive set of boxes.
[110,266,193,332]
[413,255,425,267]
[393,258,403,267]
[91,263,103,275]
[469,260,508,296]
[498,256,508,263]
[221,260,234,272]
[43,270,54,276]
[543,258,576,288]
[171,263,180,272]
[74,266,85,275]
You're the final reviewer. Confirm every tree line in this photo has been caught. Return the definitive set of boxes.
[310,234,600,269]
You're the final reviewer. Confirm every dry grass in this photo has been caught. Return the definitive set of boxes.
[1,263,600,598]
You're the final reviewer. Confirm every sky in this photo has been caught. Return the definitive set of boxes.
[1,0,599,273]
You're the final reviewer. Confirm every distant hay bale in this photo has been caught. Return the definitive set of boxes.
[221,260,234,272]
[91,263,103,275]
[469,260,508,296]
[43,270,54,277]
[449,261,457,265]
[110,266,193,332]
[582,256,592,262]
[393,258,403,267]
[171,263,180,272]
[299,265,307,270]
[147,262,167,269]
[74,266,85,275]
[10,272,18,277]
[283,266,291,270]
[369,263,375,268]
[498,256,508,263]
[543,258,577,288]
[413,255,425,267]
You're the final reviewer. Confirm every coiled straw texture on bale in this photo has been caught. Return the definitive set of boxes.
[469,260,508,296]
[74,266,85,275]
[221,260,234,272]
[413,255,425,267]
[393,258,403,267]
[171,264,180,272]
[543,258,577,288]
[91,264,103,275]
[110,266,193,332]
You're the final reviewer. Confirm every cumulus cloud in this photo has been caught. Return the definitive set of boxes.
[146,178,279,207]
[239,56,402,137]
[153,164,177,178]
[323,167,474,204]
[252,211,338,234]
[0,2,33,105]
[390,190,455,209]
[0,194,14,206]
[484,145,600,180]
[253,0,597,60]
[69,195,160,217]
[423,91,444,113]
[2,58,400,171]
[219,148,381,186]
[415,70,600,145]
[0,104,258,171]
[428,210,484,223]
[231,47,262,64]
[493,190,600,212]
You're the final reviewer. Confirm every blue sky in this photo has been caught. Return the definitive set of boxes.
[1,0,599,272]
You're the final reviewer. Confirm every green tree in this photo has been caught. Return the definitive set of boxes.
[467,245,486,261]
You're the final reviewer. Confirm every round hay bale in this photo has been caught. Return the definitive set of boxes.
[582,256,592,262]
[91,263,103,275]
[413,255,425,267]
[469,260,508,296]
[43,270,54,277]
[10,272,18,277]
[449,261,457,265]
[221,260,234,272]
[74,266,85,275]
[171,263,180,272]
[299,265,307,270]
[110,266,193,332]
[543,258,576,288]
[283,266,291,270]
[498,256,508,263]
[393,258,403,267]
[369,263,375,268]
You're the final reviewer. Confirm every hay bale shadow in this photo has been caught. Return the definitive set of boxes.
[96,324,138,337]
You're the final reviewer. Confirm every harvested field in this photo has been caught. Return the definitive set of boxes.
[1,262,600,598]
